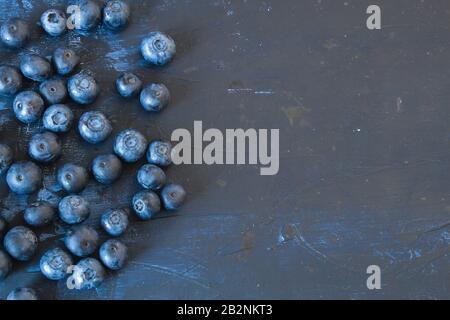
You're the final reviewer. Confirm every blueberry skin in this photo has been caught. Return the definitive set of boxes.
[161,184,186,211]
[99,239,127,270]
[114,129,148,163]
[137,164,166,190]
[64,225,99,257]
[58,195,90,224]
[6,161,42,195]
[40,248,73,281]
[140,83,170,112]
[147,140,172,167]
[41,9,67,36]
[92,154,122,184]
[28,132,62,163]
[116,72,142,98]
[141,32,176,66]
[24,202,56,227]
[6,288,38,300]
[71,0,101,31]
[72,258,105,289]
[0,216,7,240]
[0,144,13,175]
[0,65,22,96]
[53,48,80,75]
[0,250,12,281]
[4,226,38,261]
[57,163,89,193]
[20,54,52,82]
[39,79,67,104]
[13,91,45,124]
[132,190,161,220]
[78,111,112,144]
[103,0,130,31]
[100,208,128,237]
[68,71,100,104]
[43,104,74,133]
[0,18,29,48]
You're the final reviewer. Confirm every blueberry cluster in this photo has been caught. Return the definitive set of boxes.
[0,1,186,300]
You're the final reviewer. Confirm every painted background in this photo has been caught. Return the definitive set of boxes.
[0,0,449,299]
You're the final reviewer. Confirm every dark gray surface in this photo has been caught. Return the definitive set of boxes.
[0,0,450,299]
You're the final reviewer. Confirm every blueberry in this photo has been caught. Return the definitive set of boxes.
[43,104,74,133]
[53,48,80,75]
[132,190,160,220]
[41,9,67,36]
[4,226,38,261]
[6,288,38,300]
[59,195,90,224]
[141,31,176,66]
[100,208,128,237]
[78,111,112,144]
[0,250,12,281]
[114,129,148,162]
[40,248,73,281]
[99,239,127,270]
[116,72,142,98]
[92,154,122,184]
[103,0,130,31]
[147,140,172,167]
[28,131,62,163]
[0,144,13,175]
[39,79,67,104]
[57,163,89,193]
[6,161,42,195]
[71,257,105,289]
[64,225,99,257]
[0,65,22,96]
[161,184,186,211]
[137,164,166,190]
[70,0,101,31]
[24,202,56,227]
[13,91,45,124]
[0,18,29,48]
[20,54,52,82]
[68,71,100,104]
[0,216,7,240]
[140,83,170,112]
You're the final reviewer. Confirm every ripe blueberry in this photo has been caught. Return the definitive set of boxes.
[71,0,101,31]
[141,31,176,66]
[13,91,45,124]
[116,72,142,98]
[103,0,130,31]
[78,111,112,144]
[100,208,128,237]
[6,288,38,300]
[0,250,12,280]
[39,78,67,104]
[72,257,105,289]
[68,71,100,104]
[92,154,122,184]
[59,195,90,225]
[0,144,13,175]
[161,184,186,211]
[64,225,99,257]
[40,247,73,281]
[147,140,172,167]
[57,163,89,193]
[99,239,127,270]
[137,164,166,190]
[53,48,80,75]
[114,129,148,162]
[0,18,29,48]
[20,54,52,82]
[6,161,42,195]
[132,190,160,220]
[41,9,67,36]
[0,65,22,96]
[28,131,62,163]
[24,202,56,227]
[140,83,170,112]
[4,226,38,261]
[43,104,74,133]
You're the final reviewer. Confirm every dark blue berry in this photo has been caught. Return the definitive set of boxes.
[59,195,90,225]
[114,129,148,162]
[0,65,22,96]
[100,208,128,237]
[141,31,176,66]
[24,202,56,227]
[68,71,100,104]
[0,249,12,280]
[137,164,166,190]
[116,72,142,98]
[71,0,101,31]
[13,91,45,124]
[6,161,42,195]
[4,226,38,261]
[0,216,7,240]
[43,104,74,133]
[161,184,186,211]
[0,144,13,175]
[40,247,73,281]
[41,9,67,36]
[92,154,122,184]
[99,239,127,270]
[6,288,38,300]
[20,54,52,82]
[71,258,105,289]
[64,225,99,257]
[39,79,67,104]
[28,131,62,163]
[103,0,130,31]
[132,190,160,220]
[147,140,172,167]
[78,111,112,144]
[53,48,80,75]
[57,163,89,193]
[140,83,170,112]
[0,18,29,48]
